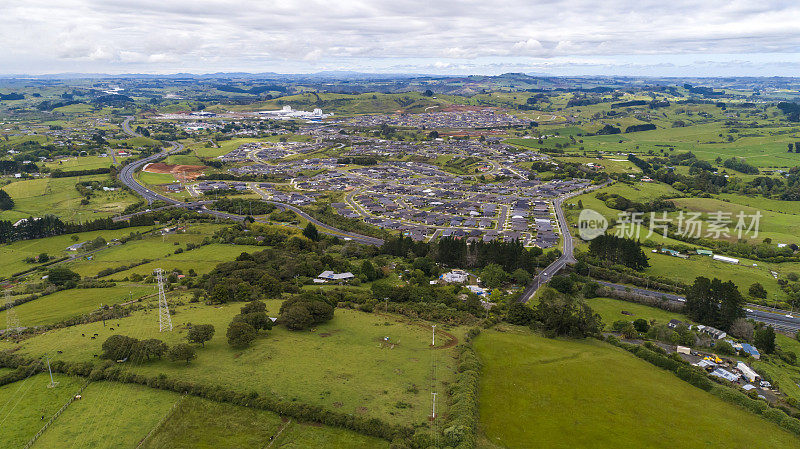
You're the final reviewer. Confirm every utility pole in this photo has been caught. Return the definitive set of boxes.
[46,357,58,388]
[431,325,436,346]
[5,288,19,334]
[431,392,437,420]
[155,269,172,332]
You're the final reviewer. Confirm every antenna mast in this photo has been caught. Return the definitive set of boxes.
[155,269,172,332]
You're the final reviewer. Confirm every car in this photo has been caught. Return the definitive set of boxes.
[786,314,794,318]
[745,308,753,313]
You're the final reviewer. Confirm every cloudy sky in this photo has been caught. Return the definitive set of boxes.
[3,0,800,76]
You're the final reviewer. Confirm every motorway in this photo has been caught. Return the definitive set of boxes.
[117,117,384,246]
[596,280,800,333]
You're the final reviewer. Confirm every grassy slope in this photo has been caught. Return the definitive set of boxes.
[475,329,800,449]
[35,381,179,448]
[0,284,153,327]
[0,301,458,426]
[0,373,85,448]
[585,296,686,328]
[142,396,388,449]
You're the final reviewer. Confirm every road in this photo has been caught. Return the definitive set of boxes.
[597,280,800,333]
[518,182,608,303]
[118,117,384,246]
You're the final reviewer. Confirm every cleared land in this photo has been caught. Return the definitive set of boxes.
[142,396,388,449]
[0,300,458,426]
[585,296,686,327]
[475,328,800,449]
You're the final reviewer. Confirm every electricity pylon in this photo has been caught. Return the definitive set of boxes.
[155,269,172,332]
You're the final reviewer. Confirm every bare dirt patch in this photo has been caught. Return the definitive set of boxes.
[143,162,207,179]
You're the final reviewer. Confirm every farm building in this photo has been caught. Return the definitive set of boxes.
[736,362,760,383]
[712,254,739,264]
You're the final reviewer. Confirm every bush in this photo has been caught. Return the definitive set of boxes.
[167,344,196,365]
[227,321,256,347]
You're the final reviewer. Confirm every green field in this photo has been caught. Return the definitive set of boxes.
[142,396,388,449]
[137,170,177,185]
[0,175,138,222]
[0,373,86,448]
[585,296,686,327]
[43,155,132,172]
[1,300,458,426]
[475,329,800,448]
[0,284,153,327]
[35,381,180,448]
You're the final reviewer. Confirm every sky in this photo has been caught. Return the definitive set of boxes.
[3,0,800,76]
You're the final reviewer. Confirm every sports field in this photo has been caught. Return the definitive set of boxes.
[475,329,800,448]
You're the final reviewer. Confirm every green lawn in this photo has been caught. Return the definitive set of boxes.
[137,170,177,185]
[475,329,800,449]
[42,155,132,172]
[142,396,388,449]
[1,301,459,426]
[0,284,153,328]
[0,373,85,448]
[35,381,180,448]
[585,296,687,328]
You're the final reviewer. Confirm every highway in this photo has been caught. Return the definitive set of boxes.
[117,117,384,246]
[596,280,800,333]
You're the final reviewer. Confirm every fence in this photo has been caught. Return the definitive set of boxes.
[23,380,91,449]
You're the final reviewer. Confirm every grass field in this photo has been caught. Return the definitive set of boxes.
[585,296,687,328]
[42,155,132,172]
[142,396,388,449]
[0,175,139,222]
[35,381,180,448]
[137,170,177,185]
[0,225,159,277]
[0,284,153,328]
[475,329,800,449]
[0,373,85,448]
[1,300,459,426]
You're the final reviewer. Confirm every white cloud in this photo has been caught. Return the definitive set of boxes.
[1,0,800,74]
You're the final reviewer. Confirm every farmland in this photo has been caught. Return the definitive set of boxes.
[0,300,459,426]
[475,329,800,449]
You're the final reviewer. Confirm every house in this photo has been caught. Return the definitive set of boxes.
[441,270,469,284]
[739,343,761,360]
[316,271,355,283]
[697,324,727,340]
[67,241,87,251]
[667,319,688,329]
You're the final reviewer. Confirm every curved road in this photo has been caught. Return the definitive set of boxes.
[518,182,608,303]
[118,117,384,246]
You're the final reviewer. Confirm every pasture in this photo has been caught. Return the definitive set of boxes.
[0,284,153,327]
[141,396,388,449]
[584,296,686,328]
[475,329,800,449]
[1,300,459,426]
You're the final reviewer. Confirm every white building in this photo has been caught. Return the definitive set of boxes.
[736,362,760,383]
[316,271,355,283]
[441,270,469,284]
[712,254,739,265]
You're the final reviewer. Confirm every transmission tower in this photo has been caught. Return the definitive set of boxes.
[5,288,19,334]
[155,269,172,332]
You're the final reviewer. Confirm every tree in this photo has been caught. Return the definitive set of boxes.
[729,318,754,341]
[511,268,531,285]
[423,89,434,97]
[748,282,767,299]
[532,288,602,338]
[361,260,377,282]
[684,277,745,331]
[506,303,535,326]
[279,292,334,330]
[549,275,574,294]
[167,343,197,364]
[234,312,273,331]
[187,324,215,347]
[241,300,266,315]
[302,223,320,241]
[754,326,776,354]
[633,318,649,333]
[0,190,13,211]
[47,267,80,286]
[715,340,736,355]
[481,263,508,288]
[135,339,168,361]
[227,321,256,347]
[101,335,138,360]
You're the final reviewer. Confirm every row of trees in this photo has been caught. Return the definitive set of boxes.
[588,234,650,271]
